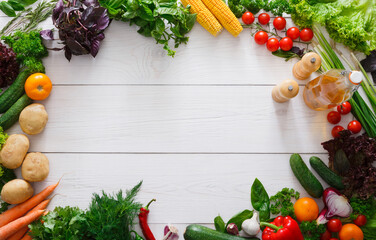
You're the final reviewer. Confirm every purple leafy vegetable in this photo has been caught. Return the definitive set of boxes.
[360,51,376,83]
[51,0,110,60]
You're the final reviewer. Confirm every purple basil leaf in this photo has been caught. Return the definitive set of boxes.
[82,0,99,7]
[90,39,100,57]
[52,0,64,24]
[95,8,110,30]
[40,29,54,40]
[66,37,89,55]
[96,32,105,41]
[81,5,94,22]
[64,47,72,61]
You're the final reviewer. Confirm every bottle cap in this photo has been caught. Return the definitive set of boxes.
[349,71,363,85]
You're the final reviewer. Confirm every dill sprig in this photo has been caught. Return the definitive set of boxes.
[86,181,143,240]
[0,0,57,36]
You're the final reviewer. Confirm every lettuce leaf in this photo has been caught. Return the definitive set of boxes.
[290,0,376,54]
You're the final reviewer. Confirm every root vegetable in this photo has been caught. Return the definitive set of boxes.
[1,179,33,205]
[19,103,48,135]
[0,134,29,169]
[22,152,49,182]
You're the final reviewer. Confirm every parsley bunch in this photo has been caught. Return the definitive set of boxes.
[270,188,300,219]
[350,197,376,219]
[2,30,48,73]
[300,221,326,240]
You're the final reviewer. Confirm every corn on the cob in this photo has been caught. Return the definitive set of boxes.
[181,0,223,36]
[201,0,243,37]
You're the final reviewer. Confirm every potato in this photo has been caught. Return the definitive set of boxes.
[0,134,29,169]
[22,152,50,182]
[19,103,48,135]
[1,179,34,204]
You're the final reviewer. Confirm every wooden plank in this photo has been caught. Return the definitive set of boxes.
[22,153,329,224]
[7,85,352,153]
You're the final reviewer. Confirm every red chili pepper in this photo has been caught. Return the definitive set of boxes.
[139,199,156,240]
[261,216,304,240]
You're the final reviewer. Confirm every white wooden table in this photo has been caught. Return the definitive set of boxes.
[1,14,356,239]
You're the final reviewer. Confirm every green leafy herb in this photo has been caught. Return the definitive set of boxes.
[30,206,89,240]
[226,209,253,231]
[266,0,292,16]
[251,178,270,222]
[241,0,268,14]
[350,197,376,220]
[99,0,196,57]
[2,30,48,73]
[299,220,326,240]
[214,215,226,232]
[0,0,56,37]
[0,1,16,17]
[86,181,142,240]
[0,164,17,214]
[270,188,300,219]
[228,0,245,18]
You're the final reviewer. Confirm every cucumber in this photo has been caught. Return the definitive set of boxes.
[309,156,344,190]
[289,153,324,198]
[0,69,31,113]
[0,94,32,130]
[184,225,259,240]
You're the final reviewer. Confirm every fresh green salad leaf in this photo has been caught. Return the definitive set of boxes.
[226,209,253,231]
[350,197,376,220]
[30,206,89,240]
[214,215,226,232]
[2,30,48,73]
[241,0,267,14]
[251,178,270,222]
[270,188,300,219]
[290,0,376,54]
[300,220,326,240]
[362,212,376,240]
[99,0,196,57]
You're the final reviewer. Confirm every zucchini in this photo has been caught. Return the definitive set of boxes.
[0,69,31,113]
[0,94,32,130]
[289,153,323,198]
[184,225,259,240]
[309,156,344,190]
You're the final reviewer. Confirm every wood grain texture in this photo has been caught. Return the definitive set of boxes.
[6,85,355,153]
[20,153,329,224]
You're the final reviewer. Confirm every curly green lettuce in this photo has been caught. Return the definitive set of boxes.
[290,0,376,54]
[0,127,7,150]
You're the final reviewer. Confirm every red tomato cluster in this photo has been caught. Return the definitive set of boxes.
[327,102,362,138]
[242,12,313,52]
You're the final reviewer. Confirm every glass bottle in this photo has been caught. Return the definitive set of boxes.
[303,69,362,111]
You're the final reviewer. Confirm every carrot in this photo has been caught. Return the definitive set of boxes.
[0,182,58,227]
[0,210,44,240]
[5,226,28,240]
[6,199,51,240]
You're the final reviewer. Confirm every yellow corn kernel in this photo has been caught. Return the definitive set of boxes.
[181,0,223,37]
[201,0,243,37]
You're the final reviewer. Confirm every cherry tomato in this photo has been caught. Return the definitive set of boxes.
[266,38,279,52]
[242,11,255,25]
[353,215,367,227]
[279,37,293,51]
[254,31,269,45]
[337,102,352,114]
[320,229,332,240]
[327,111,341,124]
[332,126,345,138]
[273,17,286,30]
[287,27,300,40]
[348,120,362,134]
[329,238,338,240]
[327,219,343,232]
[258,13,270,25]
[300,28,314,41]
